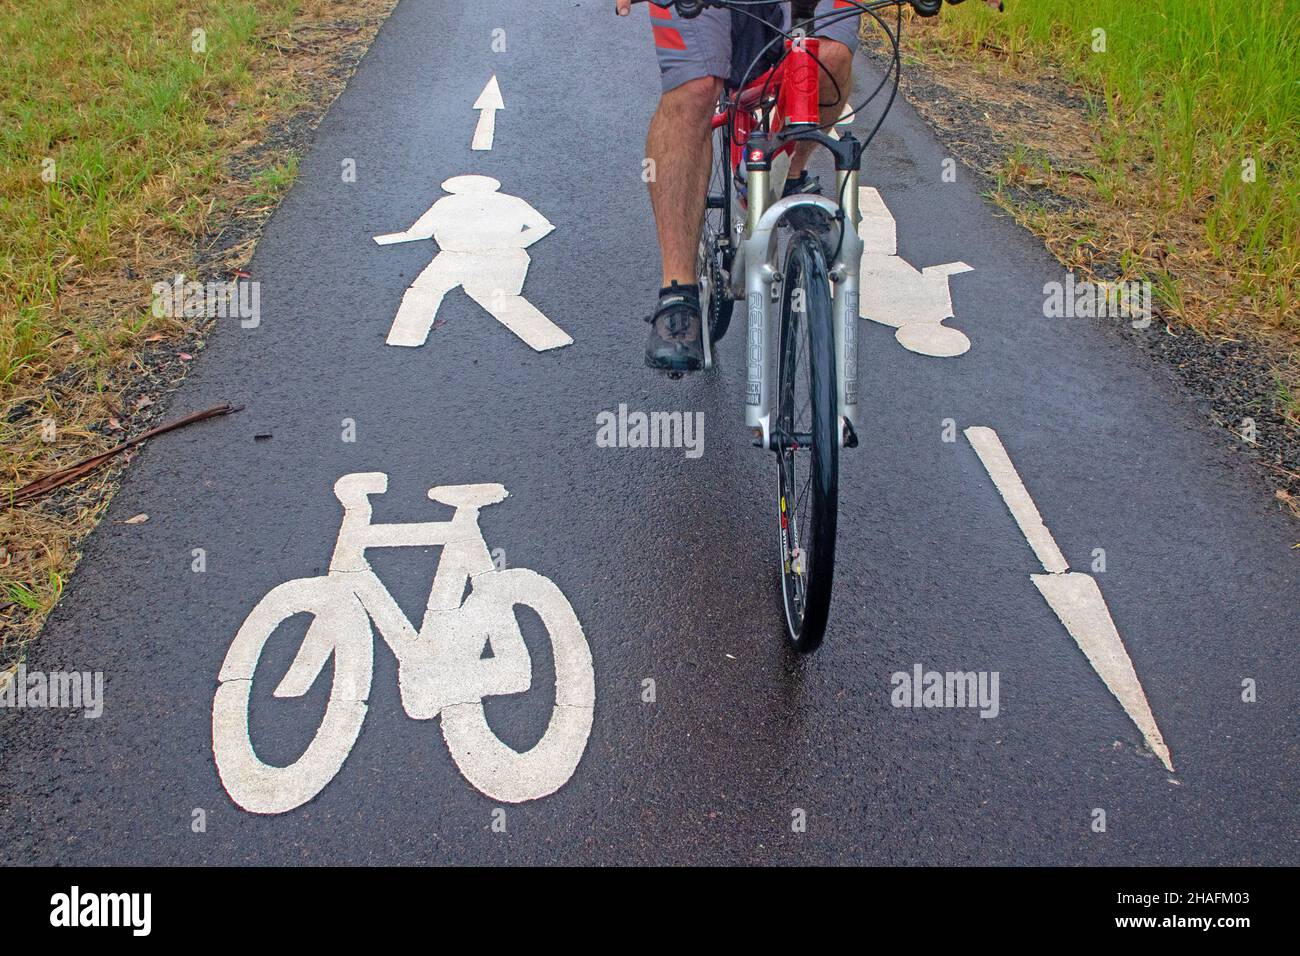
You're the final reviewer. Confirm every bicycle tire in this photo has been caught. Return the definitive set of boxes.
[699,107,736,346]
[775,231,839,653]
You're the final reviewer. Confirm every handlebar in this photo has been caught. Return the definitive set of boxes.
[631,0,963,18]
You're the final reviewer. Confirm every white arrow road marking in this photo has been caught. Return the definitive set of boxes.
[472,75,503,151]
[1030,573,1173,772]
[857,186,973,357]
[213,473,595,813]
[964,426,1174,772]
[964,426,1068,574]
[372,175,572,351]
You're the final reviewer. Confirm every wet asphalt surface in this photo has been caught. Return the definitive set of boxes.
[1,0,1297,866]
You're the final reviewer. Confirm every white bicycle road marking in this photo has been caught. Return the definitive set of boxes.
[965,427,1174,772]
[212,473,595,813]
[857,186,973,358]
[373,175,571,351]
[472,76,504,151]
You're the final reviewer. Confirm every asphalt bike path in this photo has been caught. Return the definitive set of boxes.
[1,0,1296,865]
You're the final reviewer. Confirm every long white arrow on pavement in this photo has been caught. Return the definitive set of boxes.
[964,426,1174,772]
[472,76,504,151]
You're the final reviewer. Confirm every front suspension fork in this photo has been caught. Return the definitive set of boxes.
[738,131,863,450]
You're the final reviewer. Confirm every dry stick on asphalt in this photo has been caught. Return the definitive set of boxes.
[7,403,244,506]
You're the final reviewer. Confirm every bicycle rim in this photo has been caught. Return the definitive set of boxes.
[775,232,839,653]
[699,109,733,346]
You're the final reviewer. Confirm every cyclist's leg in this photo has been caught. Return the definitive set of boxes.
[787,1,859,179]
[642,6,731,371]
[646,6,729,286]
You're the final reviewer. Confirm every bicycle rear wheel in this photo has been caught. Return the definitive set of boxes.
[775,231,839,653]
[699,108,736,348]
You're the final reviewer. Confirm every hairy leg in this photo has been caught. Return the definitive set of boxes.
[646,75,724,287]
[789,39,853,179]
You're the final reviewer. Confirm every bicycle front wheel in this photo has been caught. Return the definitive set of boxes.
[775,231,839,653]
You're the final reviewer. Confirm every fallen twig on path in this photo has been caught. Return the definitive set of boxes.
[7,403,243,507]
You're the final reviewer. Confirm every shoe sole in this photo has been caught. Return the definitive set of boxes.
[645,356,703,374]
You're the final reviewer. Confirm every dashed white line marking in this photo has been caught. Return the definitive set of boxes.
[964,426,1174,772]
[471,76,503,151]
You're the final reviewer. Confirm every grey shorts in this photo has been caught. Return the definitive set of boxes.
[650,1,861,93]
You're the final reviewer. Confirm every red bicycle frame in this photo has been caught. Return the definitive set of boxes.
[712,37,824,181]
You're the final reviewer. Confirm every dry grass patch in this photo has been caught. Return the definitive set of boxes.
[1,0,398,666]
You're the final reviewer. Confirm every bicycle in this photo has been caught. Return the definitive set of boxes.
[212,473,595,814]
[633,0,958,652]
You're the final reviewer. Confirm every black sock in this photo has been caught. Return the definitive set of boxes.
[659,281,699,299]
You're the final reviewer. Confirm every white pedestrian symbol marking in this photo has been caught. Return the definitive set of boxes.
[829,101,854,141]
[472,76,504,151]
[212,473,595,814]
[857,186,973,358]
[373,175,571,351]
[964,427,1173,772]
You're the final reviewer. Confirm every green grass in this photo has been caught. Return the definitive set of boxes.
[916,0,1300,337]
[0,0,365,662]
[4,571,61,613]
[248,157,301,205]
[0,0,304,393]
